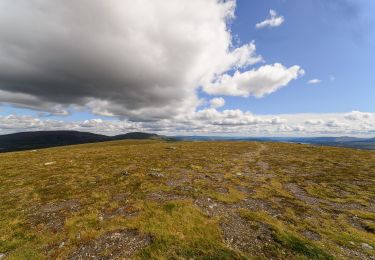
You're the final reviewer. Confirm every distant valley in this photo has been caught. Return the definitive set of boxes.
[175,136,375,150]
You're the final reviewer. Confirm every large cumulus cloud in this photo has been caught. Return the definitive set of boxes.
[0,0,303,121]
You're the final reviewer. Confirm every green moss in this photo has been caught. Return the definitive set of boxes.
[274,232,333,260]
[132,201,240,258]
[163,202,177,214]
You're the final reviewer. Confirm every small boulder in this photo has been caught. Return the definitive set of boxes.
[120,170,129,177]
[361,243,373,250]
[149,172,164,178]
[44,161,56,166]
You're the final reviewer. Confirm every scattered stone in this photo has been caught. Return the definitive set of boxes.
[194,197,236,218]
[284,183,321,205]
[174,185,195,192]
[0,253,6,259]
[361,243,373,250]
[256,161,270,171]
[348,216,368,232]
[44,161,56,166]
[149,171,165,178]
[165,176,190,187]
[330,201,370,212]
[28,200,81,232]
[253,172,276,180]
[68,229,152,259]
[340,246,371,259]
[146,191,189,202]
[235,185,253,195]
[240,198,281,216]
[120,169,129,176]
[302,230,321,241]
[59,242,65,249]
[102,206,139,220]
[216,187,229,194]
[112,193,129,202]
[220,214,283,259]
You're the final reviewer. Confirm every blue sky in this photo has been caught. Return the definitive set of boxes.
[0,0,374,136]
[223,0,375,114]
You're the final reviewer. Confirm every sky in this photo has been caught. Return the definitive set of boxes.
[0,0,374,136]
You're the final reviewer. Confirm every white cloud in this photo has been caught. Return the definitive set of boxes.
[307,79,322,84]
[204,63,305,98]
[256,9,285,29]
[210,97,226,109]
[329,75,336,81]
[1,111,374,137]
[305,119,324,125]
[345,111,372,120]
[0,0,299,121]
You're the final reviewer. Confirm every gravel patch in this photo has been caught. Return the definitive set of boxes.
[68,229,152,259]
[28,200,81,232]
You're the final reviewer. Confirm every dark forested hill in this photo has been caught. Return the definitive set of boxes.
[0,131,166,152]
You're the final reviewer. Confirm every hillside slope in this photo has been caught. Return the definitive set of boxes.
[0,131,166,152]
[0,140,374,259]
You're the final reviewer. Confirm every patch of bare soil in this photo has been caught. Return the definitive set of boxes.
[285,183,322,205]
[146,191,190,202]
[165,176,190,187]
[234,184,253,195]
[240,198,282,217]
[68,229,152,259]
[194,172,225,182]
[251,172,276,182]
[329,201,372,212]
[256,161,270,171]
[102,205,139,220]
[112,193,130,202]
[215,187,229,194]
[285,183,374,217]
[338,245,374,260]
[194,196,282,219]
[194,197,235,218]
[220,214,290,259]
[28,200,81,232]
[302,230,321,241]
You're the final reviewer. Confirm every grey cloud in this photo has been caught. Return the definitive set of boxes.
[0,0,301,121]
[0,0,260,120]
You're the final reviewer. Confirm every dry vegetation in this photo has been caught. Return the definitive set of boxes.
[0,140,374,259]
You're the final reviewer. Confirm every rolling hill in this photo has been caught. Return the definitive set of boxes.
[0,131,166,153]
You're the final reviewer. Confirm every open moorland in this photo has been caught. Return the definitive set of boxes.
[0,140,374,259]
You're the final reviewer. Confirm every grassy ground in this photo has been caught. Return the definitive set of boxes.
[0,140,374,259]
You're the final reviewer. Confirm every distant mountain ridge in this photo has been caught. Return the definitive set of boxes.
[1,131,374,153]
[174,135,375,150]
[0,131,167,153]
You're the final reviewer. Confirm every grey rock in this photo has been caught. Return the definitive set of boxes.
[121,170,129,176]
[361,243,373,250]
[149,172,164,178]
